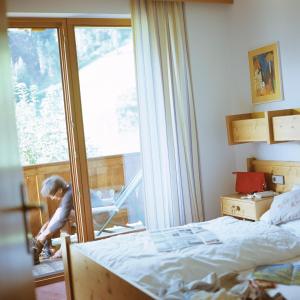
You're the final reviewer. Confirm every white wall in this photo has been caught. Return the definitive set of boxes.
[229,0,300,168]
[184,0,300,218]
[6,0,130,17]
[185,3,236,219]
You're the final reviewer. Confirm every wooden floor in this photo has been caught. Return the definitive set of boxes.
[35,281,66,300]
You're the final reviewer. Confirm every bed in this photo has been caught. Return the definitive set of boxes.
[62,159,300,299]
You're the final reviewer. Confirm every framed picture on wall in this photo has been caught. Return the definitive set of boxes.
[248,43,283,104]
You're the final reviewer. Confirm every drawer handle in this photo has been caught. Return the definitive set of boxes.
[231,205,241,214]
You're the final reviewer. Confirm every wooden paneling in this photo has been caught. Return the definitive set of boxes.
[23,155,126,236]
[248,158,300,193]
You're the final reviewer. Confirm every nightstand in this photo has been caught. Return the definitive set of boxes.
[220,194,273,221]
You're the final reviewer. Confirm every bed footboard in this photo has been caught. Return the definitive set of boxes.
[62,236,156,300]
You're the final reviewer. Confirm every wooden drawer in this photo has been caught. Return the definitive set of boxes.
[221,198,256,219]
[221,195,273,221]
[232,118,267,143]
[273,115,300,141]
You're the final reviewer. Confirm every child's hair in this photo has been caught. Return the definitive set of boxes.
[41,175,68,197]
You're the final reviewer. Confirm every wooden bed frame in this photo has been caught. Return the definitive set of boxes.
[62,234,157,300]
[247,158,300,192]
[62,158,300,300]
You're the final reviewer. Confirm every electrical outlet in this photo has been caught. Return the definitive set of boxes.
[272,175,285,184]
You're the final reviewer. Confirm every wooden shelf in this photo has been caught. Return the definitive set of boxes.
[226,112,268,145]
[226,108,300,145]
[271,109,300,142]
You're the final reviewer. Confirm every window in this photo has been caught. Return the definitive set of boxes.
[72,23,144,238]
[75,26,140,158]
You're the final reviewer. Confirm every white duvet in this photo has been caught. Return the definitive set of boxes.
[75,217,300,297]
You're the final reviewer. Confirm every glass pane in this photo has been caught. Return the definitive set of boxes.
[8,28,76,279]
[8,28,69,166]
[74,26,145,238]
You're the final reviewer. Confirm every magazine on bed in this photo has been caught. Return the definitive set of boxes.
[150,225,221,252]
[252,263,300,285]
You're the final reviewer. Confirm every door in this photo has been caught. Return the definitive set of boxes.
[67,19,145,239]
[0,1,35,300]
[7,19,77,281]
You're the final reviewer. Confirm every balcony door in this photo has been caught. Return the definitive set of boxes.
[7,17,145,284]
[7,19,77,283]
[66,19,145,239]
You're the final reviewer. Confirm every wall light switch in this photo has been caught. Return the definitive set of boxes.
[272,175,285,185]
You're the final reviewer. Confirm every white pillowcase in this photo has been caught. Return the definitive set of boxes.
[269,189,300,225]
[292,184,300,191]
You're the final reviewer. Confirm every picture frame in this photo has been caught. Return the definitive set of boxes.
[248,43,283,104]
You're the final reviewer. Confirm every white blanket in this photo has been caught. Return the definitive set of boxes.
[75,217,300,297]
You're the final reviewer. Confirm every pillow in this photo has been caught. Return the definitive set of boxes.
[259,210,270,223]
[269,189,300,225]
[292,184,300,191]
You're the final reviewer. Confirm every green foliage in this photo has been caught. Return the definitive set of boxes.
[75,27,131,69]
[8,27,139,166]
[15,84,69,165]
[8,28,61,102]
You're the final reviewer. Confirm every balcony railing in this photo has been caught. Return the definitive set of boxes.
[23,154,138,236]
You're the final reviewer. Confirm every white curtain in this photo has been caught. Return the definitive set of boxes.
[131,0,203,229]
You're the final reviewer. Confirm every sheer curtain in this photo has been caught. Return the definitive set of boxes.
[131,0,203,229]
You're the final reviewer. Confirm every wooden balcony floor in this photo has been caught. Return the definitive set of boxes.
[33,257,64,278]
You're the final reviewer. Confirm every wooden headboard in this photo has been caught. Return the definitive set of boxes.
[247,158,300,193]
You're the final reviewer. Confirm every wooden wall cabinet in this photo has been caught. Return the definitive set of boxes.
[271,109,300,142]
[226,108,300,145]
[226,112,268,145]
